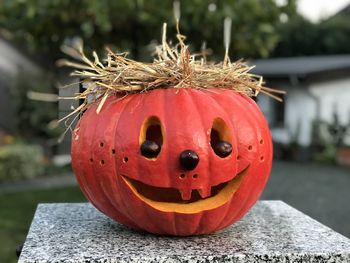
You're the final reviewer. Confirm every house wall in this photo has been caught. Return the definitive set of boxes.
[258,81,317,146]
[262,77,350,147]
[257,95,274,126]
[258,83,317,146]
[309,78,350,125]
[284,88,316,146]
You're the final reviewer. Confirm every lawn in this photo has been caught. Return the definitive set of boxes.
[0,186,86,263]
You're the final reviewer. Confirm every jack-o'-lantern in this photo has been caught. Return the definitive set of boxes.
[62,24,283,236]
[71,88,272,235]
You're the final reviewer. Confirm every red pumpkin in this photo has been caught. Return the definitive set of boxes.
[71,88,272,236]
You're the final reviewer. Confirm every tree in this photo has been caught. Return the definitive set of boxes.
[0,0,292,66]
[272,14,350,57]
[319,15,350,55]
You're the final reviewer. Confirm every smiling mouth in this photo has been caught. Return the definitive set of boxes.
[121,166,249,214]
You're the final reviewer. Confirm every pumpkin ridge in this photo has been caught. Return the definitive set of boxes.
[185,90,211,193]
[203,93,240,231]
[220,94,271,227]
[207,93,251,227]
[102,97,140,228]
[85,106,106,210]
[102,98,143,228]
[76,104,119,216]
[161,91,187,236]
[114,95,157,230]
[91,98,140,228]
[162,89,172,187]
[188,89,235,229]
[203,90,239,182]
[71,117,95,204]
[228,93,261,172]
[137,91,179,235]
[221,94,261,225]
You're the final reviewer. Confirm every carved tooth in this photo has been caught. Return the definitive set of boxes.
[179,189,192,201]
[198,187,211,198]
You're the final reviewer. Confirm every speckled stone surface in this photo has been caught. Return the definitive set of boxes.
[18,201,350,263]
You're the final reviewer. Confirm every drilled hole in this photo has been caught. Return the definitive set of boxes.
[237,155,241,160]
[111,149,116,155]
[248,145,253,151]
[179,174,185,179]
[260,139,264,144]
[123,157,129,163]
[192,174,198,179]
[100,160,105,165]
[100,142,104,147]
[260,156,264,161]
[89,158,94,163]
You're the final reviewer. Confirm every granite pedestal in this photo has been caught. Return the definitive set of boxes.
[18,201,350,262]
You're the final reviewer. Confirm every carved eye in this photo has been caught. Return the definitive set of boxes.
[210,118,232,158]
[140,116,163,159]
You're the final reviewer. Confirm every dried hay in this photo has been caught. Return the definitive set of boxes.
[57,23,285,123]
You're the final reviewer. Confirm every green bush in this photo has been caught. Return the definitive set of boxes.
[313,143,337,165]
[0,144,44,182]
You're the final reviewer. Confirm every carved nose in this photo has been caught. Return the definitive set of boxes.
[179,150,199,171]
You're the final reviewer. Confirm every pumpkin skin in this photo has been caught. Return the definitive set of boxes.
[71,88,272,236]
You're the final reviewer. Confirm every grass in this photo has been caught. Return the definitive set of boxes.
[0,186,86,263]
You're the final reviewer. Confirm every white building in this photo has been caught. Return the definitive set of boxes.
[252,55,350,149]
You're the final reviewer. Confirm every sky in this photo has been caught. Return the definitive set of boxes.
[297,0,350,22]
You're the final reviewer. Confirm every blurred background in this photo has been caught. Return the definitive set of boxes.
[0,0,350,261]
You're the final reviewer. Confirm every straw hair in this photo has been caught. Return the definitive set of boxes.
[57,23,285,122]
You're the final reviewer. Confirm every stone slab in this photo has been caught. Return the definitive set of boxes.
[18,201,350,262]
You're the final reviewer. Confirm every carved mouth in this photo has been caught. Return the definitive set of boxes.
[121,166,249,214]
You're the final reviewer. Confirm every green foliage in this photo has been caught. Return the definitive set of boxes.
[0,0,293,63]
[0,186,85,263]
[272,14,350,57]
[1,1,348,60]
[311,111,350,164]
[10,73,61,140]
[319,15,350,55]
[313,143,337,165]
[0,143,44,181]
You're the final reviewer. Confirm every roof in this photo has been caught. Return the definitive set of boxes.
[250,55,350,79]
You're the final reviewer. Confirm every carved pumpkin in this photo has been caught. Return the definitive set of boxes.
[71,88,272,236]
